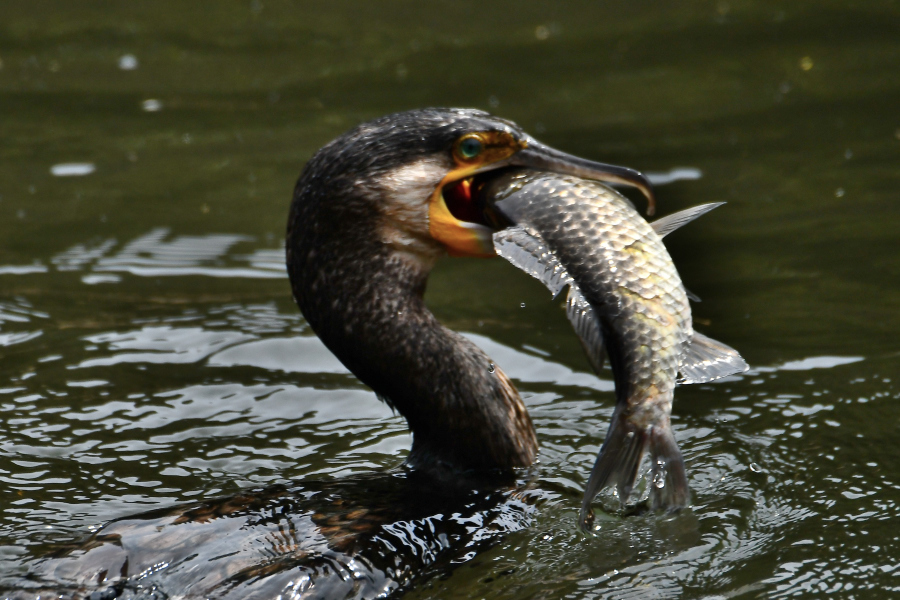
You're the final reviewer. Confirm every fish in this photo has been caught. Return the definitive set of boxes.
[475,168,748,529]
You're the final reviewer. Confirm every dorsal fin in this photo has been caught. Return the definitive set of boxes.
[651,203,725,238]
[678,331,749,384]
[494,227,606,373]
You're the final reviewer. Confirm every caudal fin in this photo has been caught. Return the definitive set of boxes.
[648,425,691,510]
[579,410,690,531]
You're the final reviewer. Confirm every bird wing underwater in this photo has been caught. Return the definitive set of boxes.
[491,196,748,387]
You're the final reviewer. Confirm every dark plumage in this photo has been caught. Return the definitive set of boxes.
[286,109,538,474]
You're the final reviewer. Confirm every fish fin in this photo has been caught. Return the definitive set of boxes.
[580,415,691,530]
[566,284,606,373]
[493,226,571,297]
[579,408,647,530]
[494,227,607,373]
[678,331,749,384]
[648,424,691,510]
[685,288,701,303]
[651,203,725,238]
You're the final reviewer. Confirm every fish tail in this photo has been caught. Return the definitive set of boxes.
[578,407,646,530]
[579,409,690,531]
[648,423,690,511]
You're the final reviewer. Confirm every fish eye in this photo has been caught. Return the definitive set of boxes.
[456,135,484,161]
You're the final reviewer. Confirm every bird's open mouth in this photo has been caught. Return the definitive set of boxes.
[429,171,514,258]
[442,176,496,228]
[428,139,656,258]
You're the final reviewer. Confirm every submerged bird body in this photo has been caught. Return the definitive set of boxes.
[13,475,540,600]
[481,170,747,526]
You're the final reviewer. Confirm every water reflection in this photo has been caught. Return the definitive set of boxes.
[0,299,48,347]
[0,263,48,276]
[49,163,96,177]
[90,229,282,279]
[44,229,286,282]
[76,327,254,367]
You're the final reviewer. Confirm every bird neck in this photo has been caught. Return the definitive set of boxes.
[287,204,537,474]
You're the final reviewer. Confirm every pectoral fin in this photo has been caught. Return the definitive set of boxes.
[566,285,606,373]
[493,226,571,297]
[494,227,606,374]
[678,331,749,384]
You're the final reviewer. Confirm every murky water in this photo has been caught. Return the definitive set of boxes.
[2,1,899,598]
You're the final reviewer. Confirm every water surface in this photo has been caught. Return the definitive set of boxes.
[2,1,899,597]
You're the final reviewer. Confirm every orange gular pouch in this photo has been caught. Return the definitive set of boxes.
[429,176,497,258]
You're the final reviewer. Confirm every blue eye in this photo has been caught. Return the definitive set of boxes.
[458,136,483,159]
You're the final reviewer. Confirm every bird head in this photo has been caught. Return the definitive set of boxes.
[295,108,654,263]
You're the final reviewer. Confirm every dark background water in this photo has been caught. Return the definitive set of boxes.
[1,1,899,597]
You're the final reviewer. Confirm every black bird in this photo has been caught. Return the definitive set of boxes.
[10,108,656,600]
[286,107,654,477]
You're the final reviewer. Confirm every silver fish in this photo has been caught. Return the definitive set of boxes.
[479,169,748,529]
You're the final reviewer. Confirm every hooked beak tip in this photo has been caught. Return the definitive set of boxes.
[642,186,657,217]
[512,142,657,216]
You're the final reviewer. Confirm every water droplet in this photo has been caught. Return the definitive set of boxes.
[142,99,162,112]
[488,363,495,373]
[749,462,763,473]
[653,470,666,488]
[520,302,526,308]
[835,187,845,198]
[50,163,95,177]
[118,54,138,70]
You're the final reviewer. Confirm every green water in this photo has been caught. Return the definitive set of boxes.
[1,1,899,597]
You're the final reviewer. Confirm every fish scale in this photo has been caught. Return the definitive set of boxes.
[489,172,689,406]
[482,168,748,530]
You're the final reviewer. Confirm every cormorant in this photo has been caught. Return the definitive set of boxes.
[286,107,654,477]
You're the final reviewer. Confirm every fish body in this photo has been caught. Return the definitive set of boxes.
[479,169,747,528]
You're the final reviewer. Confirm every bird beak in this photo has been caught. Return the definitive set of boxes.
[428,135,656,258]
[507,139,656,216]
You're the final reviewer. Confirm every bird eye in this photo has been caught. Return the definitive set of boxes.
[457,135,484,160]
